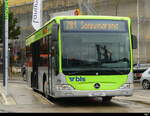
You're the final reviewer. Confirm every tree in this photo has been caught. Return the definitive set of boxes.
[0,1,21,73]
[8,12,21,40]
[0,1,21,43]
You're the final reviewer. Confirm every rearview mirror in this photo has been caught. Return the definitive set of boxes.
[52,23,59,41]
[132,35,137,49]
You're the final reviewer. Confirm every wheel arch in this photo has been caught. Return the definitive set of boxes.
[142,79,149,83]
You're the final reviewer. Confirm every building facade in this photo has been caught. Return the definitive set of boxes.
[9,0,150,64]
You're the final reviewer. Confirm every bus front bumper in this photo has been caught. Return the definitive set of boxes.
[53,88,133,98]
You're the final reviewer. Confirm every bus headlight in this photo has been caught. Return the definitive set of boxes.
[120,84,134,89]
[56,85,74,90]
[127,72,133,83]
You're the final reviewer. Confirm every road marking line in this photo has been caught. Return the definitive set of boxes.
[32,91,54,105]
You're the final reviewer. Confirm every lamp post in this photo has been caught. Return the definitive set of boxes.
[3,0,9,96]
[137,0,140,67]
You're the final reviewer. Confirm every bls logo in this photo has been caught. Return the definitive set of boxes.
[69,76,86,82]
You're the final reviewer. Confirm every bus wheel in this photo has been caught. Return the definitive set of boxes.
[44,81,49,98]
[102,97,112,103]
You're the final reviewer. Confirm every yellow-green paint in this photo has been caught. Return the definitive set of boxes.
[5,0,9,20]
[25,15,133,91]
[25,20,53,46]
[65,75,128,90]
[26,15,131,46]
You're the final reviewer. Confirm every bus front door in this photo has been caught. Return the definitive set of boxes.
[31,42,40,89]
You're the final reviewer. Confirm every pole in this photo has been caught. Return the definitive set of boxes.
[3,0,9,96]
[40,0,43,27]
[137,0,140,67]
[2,0,5,87]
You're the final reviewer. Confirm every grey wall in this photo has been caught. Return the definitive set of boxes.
[10,0,150,64]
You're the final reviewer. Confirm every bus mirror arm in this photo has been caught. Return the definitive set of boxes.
[132,34,137,49]
[52,24,59,41]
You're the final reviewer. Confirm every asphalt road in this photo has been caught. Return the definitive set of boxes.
[0,81,150,113]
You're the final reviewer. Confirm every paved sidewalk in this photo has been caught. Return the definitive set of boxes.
[0,73,26,105]
[0,77,47,105]
[0,83,16,105]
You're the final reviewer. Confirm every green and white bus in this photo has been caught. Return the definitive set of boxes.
[25,16,137,102]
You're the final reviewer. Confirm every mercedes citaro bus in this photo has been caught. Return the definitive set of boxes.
[25,16,137,102]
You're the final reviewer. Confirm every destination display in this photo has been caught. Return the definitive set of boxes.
[62,19,127,32]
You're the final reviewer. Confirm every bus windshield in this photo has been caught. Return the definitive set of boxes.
[61,19,130,75]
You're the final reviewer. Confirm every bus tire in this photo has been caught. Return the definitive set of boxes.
[102,97,112,103]
[44,81,49,99]
[33,88,38,92]
[31,72,34,88]
[43,74,46,91]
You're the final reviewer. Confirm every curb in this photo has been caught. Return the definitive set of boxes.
[0,93,5,104]
[0,85,16,105]
[0,92,8,104]
[0,84,6,104]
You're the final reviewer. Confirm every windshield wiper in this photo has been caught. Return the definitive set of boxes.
[99,58,130,75]
[98,57,130,65]
[103,66,123,75]
[117,57,129,63]
[100,66,124,75]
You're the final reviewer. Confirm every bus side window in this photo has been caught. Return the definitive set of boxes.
[50,38,59,75]
[39,37,49,66]
[26,45,32,67]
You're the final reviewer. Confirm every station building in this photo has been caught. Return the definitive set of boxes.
[6,0,150,64]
